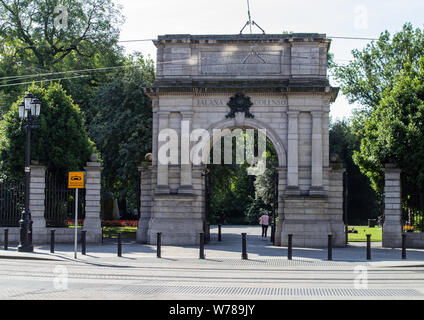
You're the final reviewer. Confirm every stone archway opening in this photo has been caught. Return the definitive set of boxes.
[204,130,280,240]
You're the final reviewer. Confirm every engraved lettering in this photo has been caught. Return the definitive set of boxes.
[199,99,225,107]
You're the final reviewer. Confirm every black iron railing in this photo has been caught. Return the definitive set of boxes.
[0,179,25,227]
[45,172,85,227]
[402,208,424,233]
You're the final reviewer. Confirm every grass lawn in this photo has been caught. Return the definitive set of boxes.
[348,226,382,242]
[102,226,137,240]
[98,225,384,242]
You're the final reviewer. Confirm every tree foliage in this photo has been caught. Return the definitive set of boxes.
[353,60,424,212]
[333,22,424,215]
[329,120,380,224]
[0,83,96,181]
[88,54,155,216]
[209,163,254,225]
[208,137,279,225]
[0,0,125,116]
[332,23,424,110]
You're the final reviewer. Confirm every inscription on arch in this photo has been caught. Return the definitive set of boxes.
[198,98,287,107]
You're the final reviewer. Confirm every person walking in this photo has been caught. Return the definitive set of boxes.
[259,211,270,238]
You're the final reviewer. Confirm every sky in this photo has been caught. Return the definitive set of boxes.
[112,0,424,121]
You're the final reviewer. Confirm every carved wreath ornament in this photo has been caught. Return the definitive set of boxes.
[226,93,254,119]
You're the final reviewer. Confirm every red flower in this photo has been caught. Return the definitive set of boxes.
[101,220,138,227]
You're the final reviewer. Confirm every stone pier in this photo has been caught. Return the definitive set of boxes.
[83,158,103,243]
[382,164,403,248]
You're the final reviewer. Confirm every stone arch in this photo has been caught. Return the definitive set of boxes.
[139,33,346,248]
[202,116,287,168]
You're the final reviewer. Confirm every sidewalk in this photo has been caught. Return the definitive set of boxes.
[1,226,423,268]
[1,226,424,300]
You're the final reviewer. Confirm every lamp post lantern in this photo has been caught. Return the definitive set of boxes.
[17,92,41,253]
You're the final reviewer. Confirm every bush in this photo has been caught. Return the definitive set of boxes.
[0,83,96,180]
[246,198,268,225]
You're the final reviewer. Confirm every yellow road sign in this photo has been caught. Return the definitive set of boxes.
[68,172,85,189]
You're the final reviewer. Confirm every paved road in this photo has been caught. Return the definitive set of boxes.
[0,226,423,300]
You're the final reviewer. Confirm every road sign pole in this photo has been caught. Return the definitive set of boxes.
[68,171,84,260]
[74,188,78,259]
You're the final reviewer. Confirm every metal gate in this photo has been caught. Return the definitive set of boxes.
[0,179,25,227]
[45,172,85,227]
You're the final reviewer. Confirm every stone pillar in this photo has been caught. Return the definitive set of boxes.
[382,164,402,248]
[286,111,300,195]
[274,167,287,246]
[328,164,347,247]
[29,165,47,244]
[310,111,324,195]
[157,111,170,193]
[83,157,103,243]
[179,111,193,192]
[136,163,153,243]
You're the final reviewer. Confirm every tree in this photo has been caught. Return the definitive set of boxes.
[0,0,125,116]
[88,54,155,217]
[332,23,424,110]
[353,59,424,213]
[250,139,279,223]
[209,162,253,225]
[0,82,96,181]
[208,137,279,225]
[0,0,122,67]
[329,120,380,224]
[332,23,424,217]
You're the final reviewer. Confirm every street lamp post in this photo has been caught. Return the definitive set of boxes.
[17,93,41,253]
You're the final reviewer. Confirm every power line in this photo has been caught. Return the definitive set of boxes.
[240,0,265,35]
[0,35,378,60]
[328,36,379,41]
[117,35,379,44]
[0,75,90,88]
[0,58,350,87]
[0,36,367,85]
[0,51,343,83]
[118,39,155,43]
[0,65,139,82]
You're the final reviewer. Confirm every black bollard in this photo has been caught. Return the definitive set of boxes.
[402,233,407,260]
[157,233,162,258]
[241,233,248,260]
[218,225,222,242]
[117,232,122,257]
[345,225,349,244]
[82,231,87,255]
[328,234,333,261]
[4,229,8,251]
[366,234,371,260]
[288,234,293,260]
[271,224,276,245]
[199,233,205,259]
[50,230,55,253]
[205,223,210,244]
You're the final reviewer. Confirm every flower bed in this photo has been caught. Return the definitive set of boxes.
[102,220,138,227]
[64,219,84,227]
[64,220,138,227]
[403,225,415,232]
